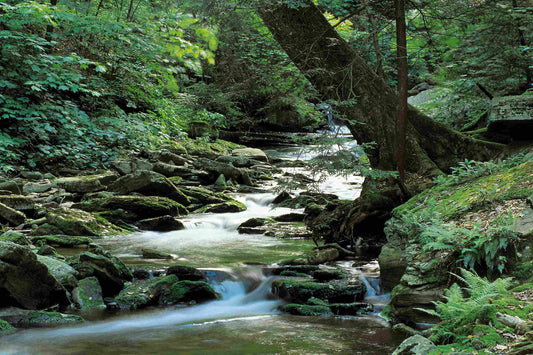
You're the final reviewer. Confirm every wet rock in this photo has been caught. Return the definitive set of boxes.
[392,323,421,338]
[272,279,365,304]
[108,170,190,205]
[379,244,407,290]
[37,255,78,290]
[73,251,133,296]
[0,241,69,309]
[72,277,106,310]
[239,217,272,229]
[279,304,333,316]
[177,186,231,205]
[111,158,154,175]
[132,269,151,280]
[273,213,305,222]
[214,174,226,191]
[136,215,185,232]
[166,265,206,281]
[36,244,58,256]
[392,334,436,355]
[269,265,319,276]
[283,247,340,265]
[0,202,25,225]
[329,302,372,316]
[74,195,188,223]
[194,200,246,213]
[312,268,346,282]
[488,95,533,140]
[54,173,117,193]
[272,191,292,205]
[45,208,123,236]
[142,248,174,260]
[116,275,218,310]
[0,308,84,328]
[231,148,269,163]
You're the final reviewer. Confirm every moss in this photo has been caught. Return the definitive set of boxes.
[279,270,311,278]
[180,138,243,156]
[279,304,333,316]
[31,235,94,247]
[194,200,246,213]
[161,280,219,304]
[394,161,533,221]
[0,320,15,336]
[0,230,29,245]
[46,208,125,237]
[272,279,365,304]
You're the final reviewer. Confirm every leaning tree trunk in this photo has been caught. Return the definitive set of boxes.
[258,1,503,246]
[258,2,501,176]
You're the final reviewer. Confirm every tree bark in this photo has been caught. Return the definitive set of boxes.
[395,0,408,183]
[258,2,501,175]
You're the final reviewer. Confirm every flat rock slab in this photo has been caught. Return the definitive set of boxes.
[0,308,84,328]
[488,95,533,140]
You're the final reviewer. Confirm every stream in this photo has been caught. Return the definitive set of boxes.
[0,130,404,354]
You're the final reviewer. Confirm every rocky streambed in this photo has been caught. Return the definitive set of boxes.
[0,135,406,353]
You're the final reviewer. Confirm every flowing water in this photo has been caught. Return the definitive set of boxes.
[0,130,404,354]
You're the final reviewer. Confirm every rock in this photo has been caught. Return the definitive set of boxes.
[279,304,333,316]
[392,323,421,337]
[74,195,188,223]
[379,244,407,290]
[269,265,319,276]
[392,335,437,355]
[312,268,346,281]
[23,182,53,194]
[132,269,151,280]
[20,171,43,180]
[37,255,78,290]
[283,247,340,265]
[272,191,292,205]
[73,251,133,296]
[0,195,35,214]
[0,181,22,194]
[111,158,154,175]
[152,150,190,166]
[0,241,69,309]
[496,312,530,335]
[231,148,269,163]
[153,162,190,177]
[108,170,190,205]
[54,173,117,193]
[188,120,219,140]
[177,186,231,205]
[0,319,15,336]
[136,215,185,232]
[514,207,533,239]
[488,95,533,140]
[45,208,123,236]
[215,155,256,168]
[116,275,218,310]
[142,248,173,260]
[37,244,57,256]
[166,265,206,281]
[329,302,371,316]
[0,230,29,245]
[272,279,365,304]
[194,200,247,213]
[214,174,226,191]
[273,213,305,222]
[0,308,84,328]
[0,202,26,225]
[31,235,93,248]
[72,277,106,310]
[195,158,252,186]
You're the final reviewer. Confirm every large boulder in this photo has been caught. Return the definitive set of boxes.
[379,244,407,290]
[111,158,154,175]
[194,158,252,186]
[231,148,269,163]
[0,308,84,328]
[108,170,190,205]
[194,200,247,214]
[0,241,69,309]
[44,208,123,236]
[72,277,106,310]
[54,173,117,193]
[177,186,231,206]
[487,95,533,141]
[0,195,35,214]
[116,275,218,310]
[37,255,78,290]
[73,195,188,223]
[136,215,185,232]
[72,251,132,296]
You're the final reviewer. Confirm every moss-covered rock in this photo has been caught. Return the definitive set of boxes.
[31,235,94,248]
[329,302,372,316]
[45,208,124,236]
[74,195,188,223]
[136,215,185,232]
[142,248,173,259]
[194,200,247,213]
[0,202,25,225]
[54,173,117,193]
[279,304,333,316]
[312,268,347,282]
[166,265,206,281]
[177,186,231,206]
[282,247,340,265]
[0,230,29,245]
[0,319,15,337]
[272,279,365,304]
[0,195,35,214]
[159,280,219,305]
[0,308,84,328]
[0,241,69,309]
[72,277,106,310]
[37,255,78,290]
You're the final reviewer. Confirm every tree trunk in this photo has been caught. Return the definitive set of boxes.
[395,0,408,183]
[258,2,501,176]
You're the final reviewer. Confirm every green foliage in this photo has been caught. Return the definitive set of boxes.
[417,268,514,346]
